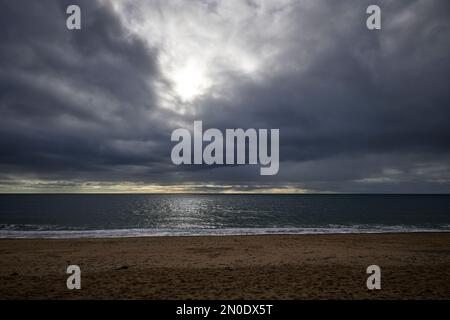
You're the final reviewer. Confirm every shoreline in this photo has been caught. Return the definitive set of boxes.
[1,230,450,241]
[1,228,449,240]
[1,233,449,299]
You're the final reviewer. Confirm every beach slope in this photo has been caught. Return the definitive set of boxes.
[0,233,449,299]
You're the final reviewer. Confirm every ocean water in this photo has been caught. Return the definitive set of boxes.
[0,194,449,238]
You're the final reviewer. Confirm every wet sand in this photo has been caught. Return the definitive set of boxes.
[0,233,449,299]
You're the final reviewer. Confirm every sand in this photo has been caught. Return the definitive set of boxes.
[0,233,449,299]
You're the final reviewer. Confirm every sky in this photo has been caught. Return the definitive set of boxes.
[0,0,449,193]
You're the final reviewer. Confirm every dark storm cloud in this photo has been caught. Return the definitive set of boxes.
[0,0,449,192]
[0,0,177,183]
[180,0,450,192]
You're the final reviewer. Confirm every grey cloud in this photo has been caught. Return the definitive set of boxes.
[0,0,178,183]
[181,0,450,190]
[0,0,449,192]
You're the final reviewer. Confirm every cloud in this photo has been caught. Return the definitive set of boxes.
[0,0,176,181]
[0,0,450,192]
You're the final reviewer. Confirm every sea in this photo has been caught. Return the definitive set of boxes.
[0,194,449,238]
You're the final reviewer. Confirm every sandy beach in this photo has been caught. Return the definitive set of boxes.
[0,233,449,299]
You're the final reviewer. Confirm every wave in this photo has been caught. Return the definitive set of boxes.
[0,224,449,239]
